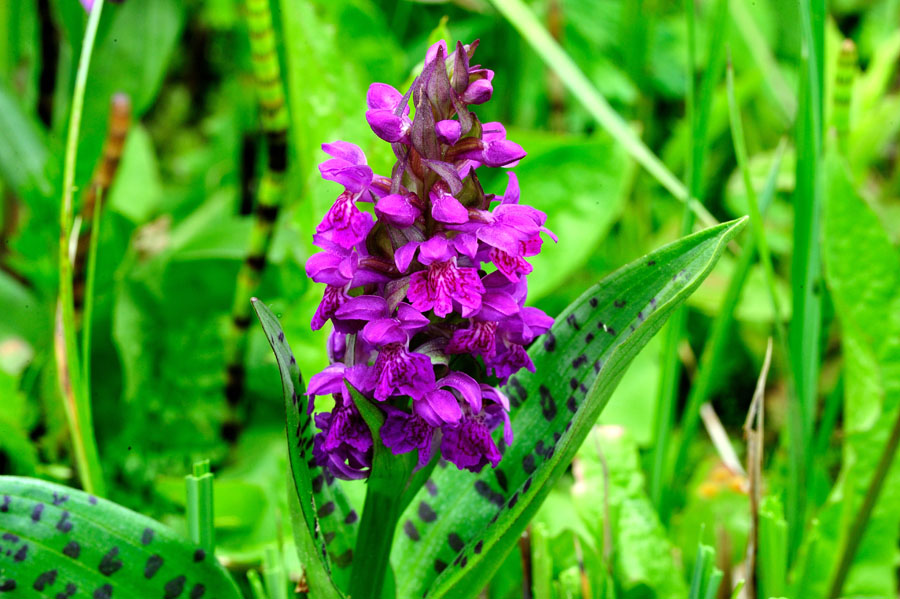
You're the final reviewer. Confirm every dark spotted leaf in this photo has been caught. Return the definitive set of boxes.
[0,476,240,599]
[252,299,353,597]
[388,218,746,599]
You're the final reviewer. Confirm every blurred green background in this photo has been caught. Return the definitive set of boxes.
[2,0,900,596]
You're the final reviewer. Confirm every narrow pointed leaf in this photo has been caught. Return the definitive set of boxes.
[388,218,746,598]
[0,476,240,599]
[252,299,354,597]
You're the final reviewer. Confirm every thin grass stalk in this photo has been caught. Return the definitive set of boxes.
[55,0,106,497]
[787,0,826,556]
[186,459,215,551]
[488,0,718,229]
[671,139,785,491]
[81,187,103,400]
[223,0,291,441]
[827,403,900,597]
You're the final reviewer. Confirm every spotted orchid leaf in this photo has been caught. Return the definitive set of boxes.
[389,218,747,599]
[252,299,355,598]
[0,476,241,599]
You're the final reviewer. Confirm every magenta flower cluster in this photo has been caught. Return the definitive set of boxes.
[305,40,555,480]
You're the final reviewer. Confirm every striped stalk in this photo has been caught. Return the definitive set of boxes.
[223,0,289,442]
[72,92,131,323]
[832,39,857,153]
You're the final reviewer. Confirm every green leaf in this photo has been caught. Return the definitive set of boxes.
[388,217,746,599]
[0,476,241,598]
[252,299,353,598]
[0,79,53,203]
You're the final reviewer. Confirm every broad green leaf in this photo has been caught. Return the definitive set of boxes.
[252,299,354,597]
[0,476,241,598]
[801,152,900,597]
[388,217,746,599]
[0,80,53,203]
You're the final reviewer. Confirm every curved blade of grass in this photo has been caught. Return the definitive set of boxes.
[252,299,353,598]
[387,218,745,599]
[488,0,717,229]
[55,0,106,497]
[0,476,241,598]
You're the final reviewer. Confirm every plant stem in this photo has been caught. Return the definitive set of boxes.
[828,404,900,598]
[81,187,103,400]
[186,459,215,551]
[350,487,402,599]
[56,0,106,497]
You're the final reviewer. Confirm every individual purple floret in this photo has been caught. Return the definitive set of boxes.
[305,40,554,478]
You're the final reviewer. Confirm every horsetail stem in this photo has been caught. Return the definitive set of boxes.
[223,0,290,442]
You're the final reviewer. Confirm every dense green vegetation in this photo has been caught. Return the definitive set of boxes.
[2,0,900,597]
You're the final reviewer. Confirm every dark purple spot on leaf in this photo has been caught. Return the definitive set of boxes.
[539,385,557,422]
[459,556,468,568]
[585,333,594,344]
[88,496,97,505]
[193,549,205,562]
[566,314,580,330]
[494,470,508,493]
[0,495,9,512]
[164,575,186,599]
[31,503,44,522]
[63,541,80,559]
[473,480,505,507]
[190,583,205,599]
[569,378,578,390]
[614,300,626,308]
[344,510,358,525]
[324,531,336,545]
[403,520,420,541]
[145,554,164,578]
[312,475,324,493]
[647,260,656,266]
[331,548,353,568]
[33,569,57,591]
[508,492,519,508]
[418,501,437,523]
[567,396,577,413]
[93,583,112,599]
[2,533,17,542]
[522,454,536,474]
[434,559,447,573]
[141,528,154,545]
[474,540,483,554]
[52,493,69,506]
[543,332,556,352]
[14,545,28,562]
[0,580,16,591]
[524,477,533,492]
[99,547,122,576]
[572,355,587,369]
[317,501,335,517]
[56,511,73,533]
[589,297,598,308]
[55,581,77,598]
[448,533,464,552]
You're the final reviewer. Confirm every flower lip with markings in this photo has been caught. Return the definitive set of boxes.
[306,39,555,479]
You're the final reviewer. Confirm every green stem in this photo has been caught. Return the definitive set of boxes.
[186,459,215,551]
[350,487,402,599]
[828,404,900,598]
[56,0,106,497]
[81,187,103,401]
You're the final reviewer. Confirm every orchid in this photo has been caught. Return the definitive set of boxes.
[305,40,555,478]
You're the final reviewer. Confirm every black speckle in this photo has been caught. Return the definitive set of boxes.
[99,547,122,576]
[553,432,561,443]
[647,260,656,266]
[31,503,44,522]
[589,297,598,308]
[2,533,17,542]
[566,314,580,330]
[425,479,438,496]
[569,378,578,390]
[566,421,573,432]
[164,575,186,599]
[190,583,205,599]
[522,454,536,474]
[0,580,16,591]
[572,355,587,369]
[543,332,556,352]
[93,583,112,599]
[141,528,154,545]
[56,511,73,533]
[55,581,77,598]
[0,495,9,512]
[539,385,557,422]
[579,383,588,394]
[33,569,58,591]
[448,533,465,552]
[145,554,164,578]
[418,501,437,523]
[13,544,28,562]
[193,549,206,562]
[278,332,285,342]
[474,480,505,507]
[567,396,577,413]
[331,548,353,568]
[614,299,626,308]
[524,477,533,492]
[52,493,69,506]
[403,520,420,541]
[490,511,500,524]
[344,510,358,525]
[312,475,324,493]
[637,311,645,321]
[494,470,508,493]
[474,540,484,554]
[324,531,336,545]
[459,556,468,568]
[317,501,335,517]
[508,492,519,508]
[63,541,80,559]
[434,559,447,573]
[585,333,594,344]
[594,359,602,373]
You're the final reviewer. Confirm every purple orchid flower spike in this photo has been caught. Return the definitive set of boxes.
[304,39,555,480]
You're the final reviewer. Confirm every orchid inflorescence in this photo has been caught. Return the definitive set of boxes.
[305,40,556,480]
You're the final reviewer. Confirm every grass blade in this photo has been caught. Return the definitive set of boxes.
[488,0,718,228]
[55,0,106,497]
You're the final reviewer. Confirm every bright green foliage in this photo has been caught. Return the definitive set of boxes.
[393,218,744,599]
[0,476,241,598]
